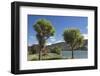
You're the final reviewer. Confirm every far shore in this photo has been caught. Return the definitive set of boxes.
[62,50,88,51]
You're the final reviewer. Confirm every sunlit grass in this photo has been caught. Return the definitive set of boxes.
[28,53,62,61]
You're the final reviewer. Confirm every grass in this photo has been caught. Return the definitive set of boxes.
[28,53,62,61]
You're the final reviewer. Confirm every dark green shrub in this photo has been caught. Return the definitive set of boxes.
[50,46,62,55]
[28,46,37,54]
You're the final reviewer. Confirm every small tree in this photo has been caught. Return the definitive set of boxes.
[63,28,84,59]
[33,19,55,60]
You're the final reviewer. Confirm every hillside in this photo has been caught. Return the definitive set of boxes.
[28,39,88,53]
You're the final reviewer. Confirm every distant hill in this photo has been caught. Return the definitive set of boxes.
[28,39,88,53]
[47,39,88,51]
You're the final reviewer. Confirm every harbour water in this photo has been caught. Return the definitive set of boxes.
[62,50,88,59]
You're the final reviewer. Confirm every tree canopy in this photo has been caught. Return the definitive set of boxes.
[63,28,84,50]
[33,19,55,40]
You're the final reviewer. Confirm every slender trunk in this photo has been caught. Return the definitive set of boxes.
[38,36,46,60]
[39,51,40,60]
[39,46,42,60]
[72,48,74,59]
[39,50,42,60]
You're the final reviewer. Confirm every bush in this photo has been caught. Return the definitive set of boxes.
[50,46,62,55]
[28,46,38,54]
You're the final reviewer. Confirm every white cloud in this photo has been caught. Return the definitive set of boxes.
[54,39,64,44]
[46,39,64,45]
[46,42,52,45]
[82,34,88,39]
[49,36,56,42]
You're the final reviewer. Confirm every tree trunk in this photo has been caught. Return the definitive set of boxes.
[72,49,74,59]
[42,45,47,56]
[39,46,42,60]
[39,45,45,60]
[38,37,46,60]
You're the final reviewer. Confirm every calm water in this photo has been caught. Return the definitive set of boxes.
[62,50,88,59]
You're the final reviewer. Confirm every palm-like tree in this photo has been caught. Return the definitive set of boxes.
[33,19,55,60]
[63,28,84,59]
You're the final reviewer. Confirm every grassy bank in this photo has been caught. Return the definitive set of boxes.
[28,53,62,61]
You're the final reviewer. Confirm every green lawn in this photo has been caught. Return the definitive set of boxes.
[28,53,62,61]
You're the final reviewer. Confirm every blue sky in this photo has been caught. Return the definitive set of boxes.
[28,15,88,46]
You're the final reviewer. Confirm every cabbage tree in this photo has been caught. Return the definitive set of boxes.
[33,19,55,60]
[63,28,84,59]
